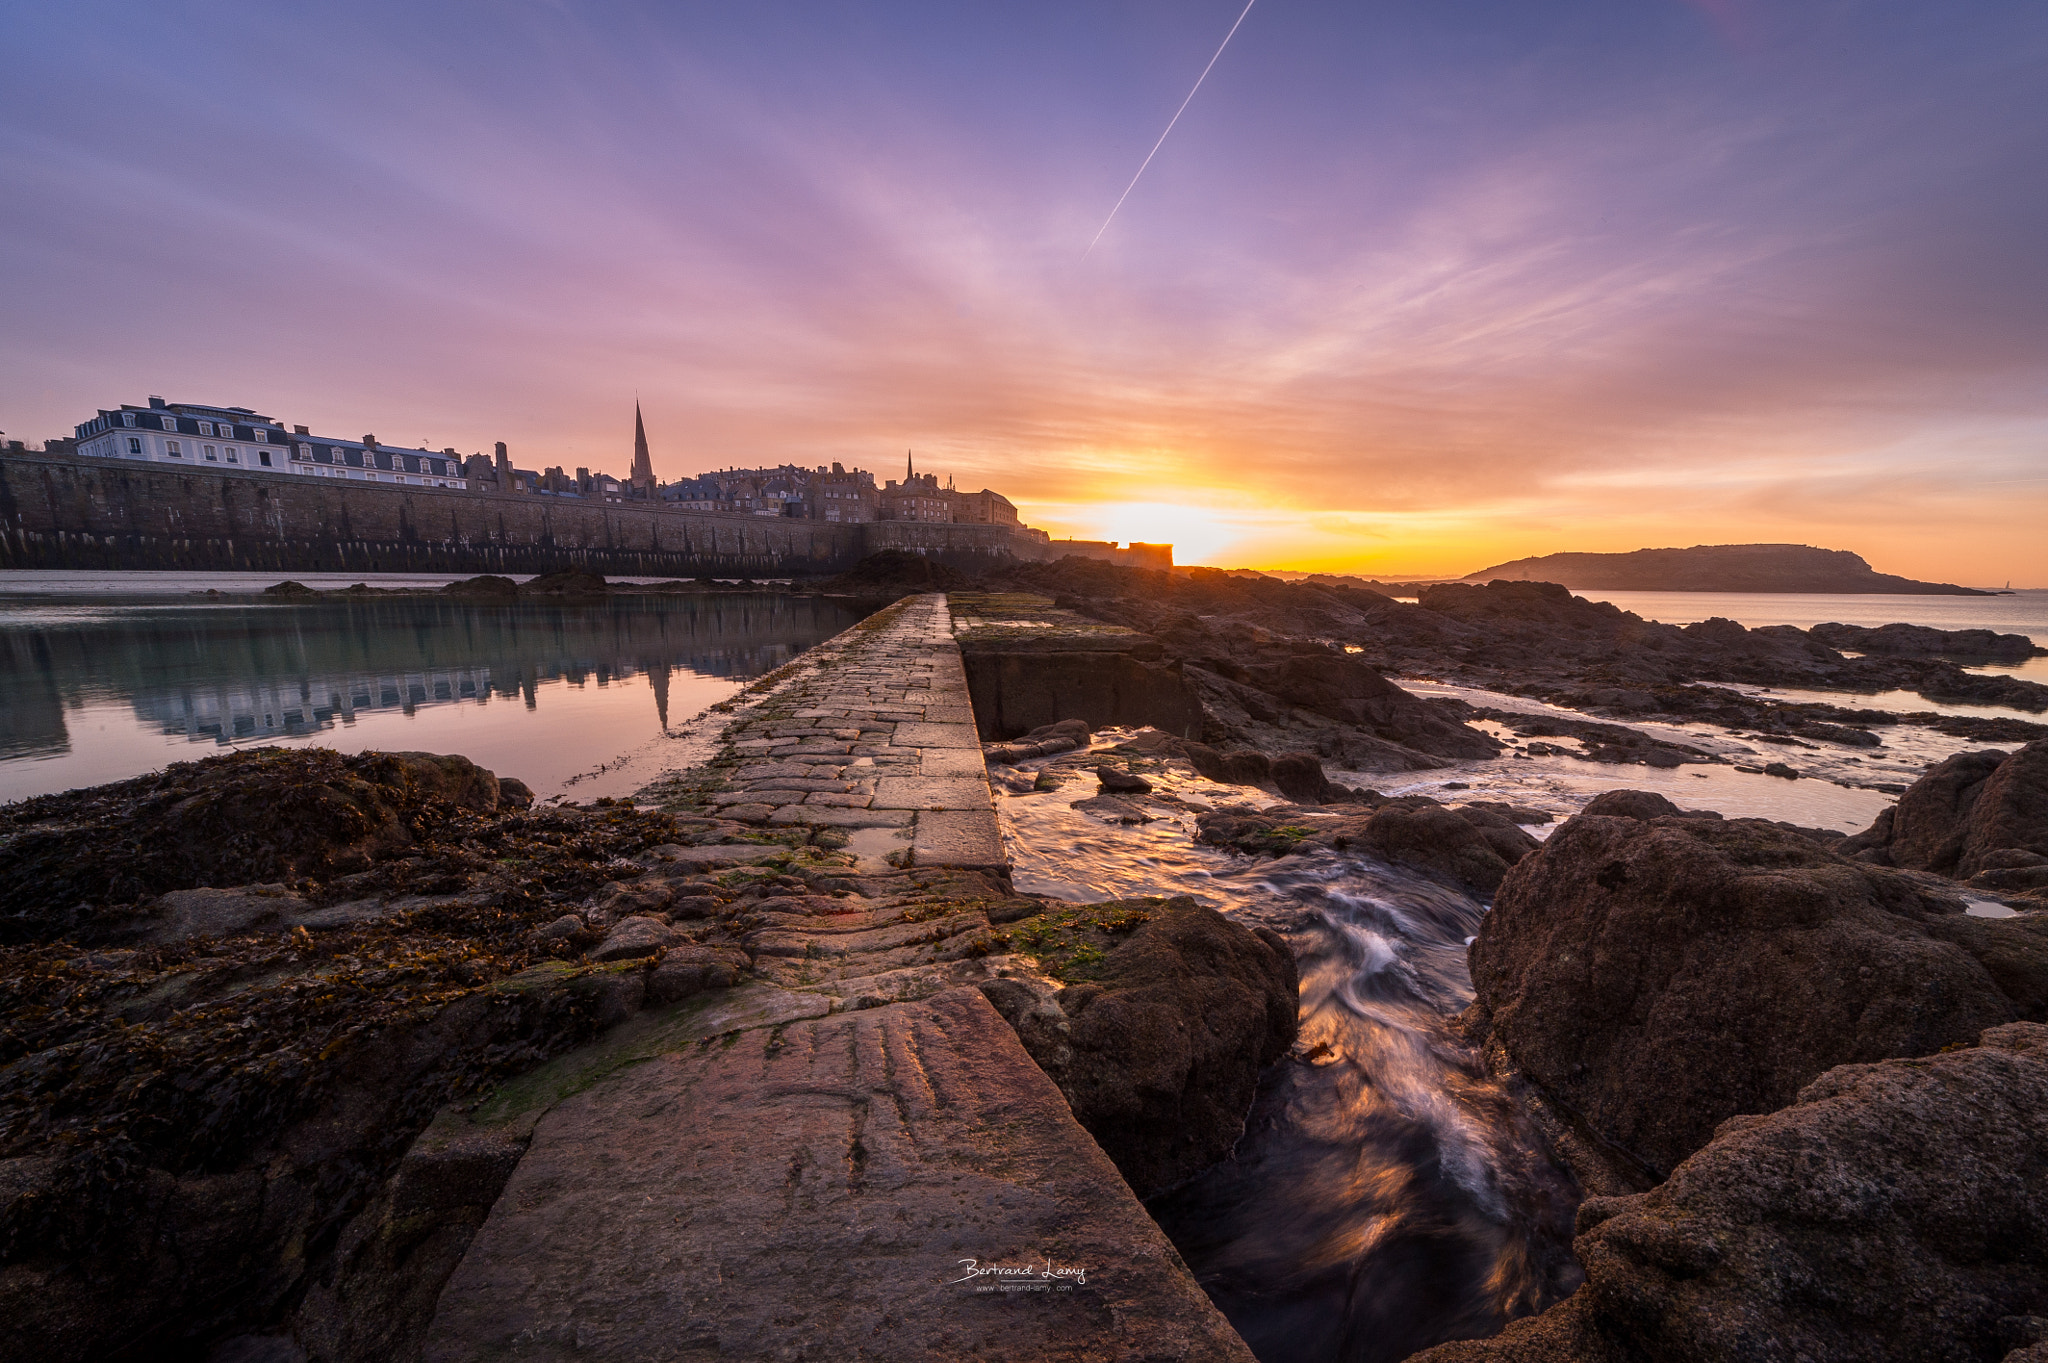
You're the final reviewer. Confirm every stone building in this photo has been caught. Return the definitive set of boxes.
[879,455,954,523]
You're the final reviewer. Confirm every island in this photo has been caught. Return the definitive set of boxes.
[1459,543,1995,594]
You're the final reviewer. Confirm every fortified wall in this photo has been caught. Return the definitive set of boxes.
[0,452,1160,575]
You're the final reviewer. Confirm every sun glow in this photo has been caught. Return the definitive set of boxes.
[1025,500,1279,566]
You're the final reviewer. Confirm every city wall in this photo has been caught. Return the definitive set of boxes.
[0,453,1105,576]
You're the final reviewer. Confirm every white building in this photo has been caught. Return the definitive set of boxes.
[285,430,467,488]
[74,397,292,471]
[72,397,465,488]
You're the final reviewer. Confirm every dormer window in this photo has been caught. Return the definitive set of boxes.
[253,429,268,443]
[121,412,136,427]
[197,421,214,436]
[160,415,177,431]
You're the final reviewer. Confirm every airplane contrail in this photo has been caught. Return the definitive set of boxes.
[1084,0,1260,257]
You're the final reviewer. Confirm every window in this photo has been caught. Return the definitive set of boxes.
[258,450,272,467]
[167,440,182,456]
[204,445,217,460]
[127,436,142,454]
[197,421,214,436]
[253,429,268,443]
[226,447,239,462]
[161,415,177,431]
[295,444,311,460]
[122,413,136,427]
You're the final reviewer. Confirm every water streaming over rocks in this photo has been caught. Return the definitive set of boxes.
[999,745,1583,1362]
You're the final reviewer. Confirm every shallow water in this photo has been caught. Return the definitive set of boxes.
[997,696,2017,1360]
[0,590,860,802]
[1001,750,1581,1361]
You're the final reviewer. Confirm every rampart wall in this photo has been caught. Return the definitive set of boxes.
[0,453,1096,575]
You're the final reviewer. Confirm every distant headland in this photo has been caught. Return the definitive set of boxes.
[1455,543,1994,595]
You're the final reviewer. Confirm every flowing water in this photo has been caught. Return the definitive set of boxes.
[1001,752,1582,1362]
[997,610,2030,1362]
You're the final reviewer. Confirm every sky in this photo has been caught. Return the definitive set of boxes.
[2,0,2045,583]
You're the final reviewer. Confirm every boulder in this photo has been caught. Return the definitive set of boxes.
[1095,764,1152,794]
[1412,1025,2048,1363]
[1001,898,1298,1198]
[1353,803,1537,893]
[439,574,521,599]
[588,916,677,962]
[0,747,511,945]
[1582,789,1683,820]
[1469,812,2048,1176]
[147,885,313,942]
[1811,620,2041,662]
[1193,801,1539,895]
[983,718,1091,765]
[645,947,751,1004]
[1269,751,1335,803]
[1842,742,2048,879]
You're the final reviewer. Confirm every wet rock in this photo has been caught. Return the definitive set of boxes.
[594,878,676,919]
[519,568,608,595]
[532,913,584,943]
[983,717,1091,764]
[1071,794,1156,823]
[1844,741,2048,880]
[1095,764,1153,793]
[1194,800,1538,895]
[1354,803,1537,893]
[439,574,521,599]
[0,747,514,945]
[1269,751,1336,803]
[1762,761,1799,779]
[1006,898,1298,1199]
[1412,1024,2048,1363]
[588,916,678,962]
[495,777,535,809]
[146,885,313,941]
[1583,790,1692,820]
[645,947,751,1004]
[1811,620,2042,662]
[1468,812,2048,1177]
[667,894,721,919]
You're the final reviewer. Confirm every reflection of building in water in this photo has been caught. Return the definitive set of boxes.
[0,593,859,757]
[125,646,813,745]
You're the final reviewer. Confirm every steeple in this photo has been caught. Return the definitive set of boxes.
[906,449,914,481]
[630,401,655,488]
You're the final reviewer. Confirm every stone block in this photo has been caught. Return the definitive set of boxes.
[766,806,913,828]
[913,809,1009,869]
[890,721,981,748]
[871,776,992,810]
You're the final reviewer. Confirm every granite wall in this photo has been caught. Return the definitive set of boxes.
[0,453,1068,576]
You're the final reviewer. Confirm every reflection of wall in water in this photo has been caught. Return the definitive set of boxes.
[127,643,810,746]
[1,594,862,751]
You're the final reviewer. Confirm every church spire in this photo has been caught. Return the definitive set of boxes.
[630,401,654,488]
[906,448,914,481]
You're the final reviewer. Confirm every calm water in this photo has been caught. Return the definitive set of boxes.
[0,581,860,802]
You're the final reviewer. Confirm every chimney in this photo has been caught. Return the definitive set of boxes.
[292,425,309,435]
[832,461,844,474]
[363,435,378,449]
[495,441,510,473]
[148,396,167,409]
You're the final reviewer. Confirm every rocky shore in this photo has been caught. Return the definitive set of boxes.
[4,564,2045,1362]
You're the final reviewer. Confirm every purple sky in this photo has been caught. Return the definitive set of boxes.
[3,0,2044,579]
